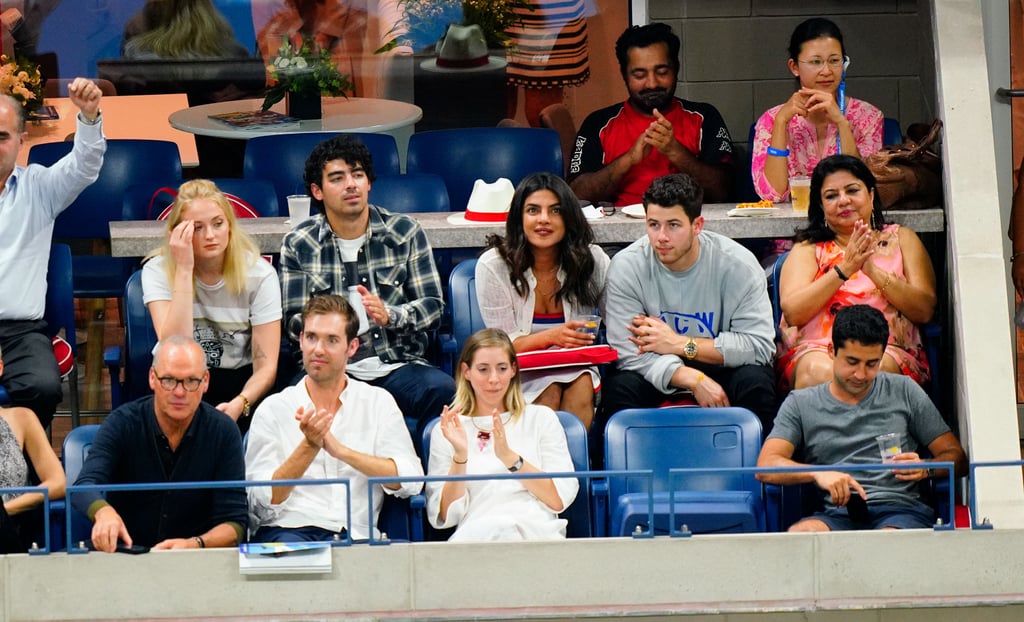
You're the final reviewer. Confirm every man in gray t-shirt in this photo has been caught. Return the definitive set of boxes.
[757,305,966,531]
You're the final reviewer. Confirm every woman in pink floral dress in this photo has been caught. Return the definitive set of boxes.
[777,155,936,390]
[752,18,883,203]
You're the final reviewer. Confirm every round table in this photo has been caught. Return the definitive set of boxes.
[168,96,422,138]
[168,96,422,171]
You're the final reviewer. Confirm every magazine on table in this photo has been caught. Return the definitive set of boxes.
[208,110,300,129]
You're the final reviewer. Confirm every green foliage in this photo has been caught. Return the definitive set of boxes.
[261,39,354,112]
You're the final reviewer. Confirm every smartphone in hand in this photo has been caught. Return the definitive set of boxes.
[846,492,870,523]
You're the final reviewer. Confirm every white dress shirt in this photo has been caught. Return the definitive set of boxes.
[245,376,423,539]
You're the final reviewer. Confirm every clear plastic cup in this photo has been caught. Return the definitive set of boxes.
[789,176,811,214]
[574,314,601,337]
[286,194,311,225]
[876,432,902,463]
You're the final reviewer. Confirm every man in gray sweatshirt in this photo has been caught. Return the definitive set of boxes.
[595,173,777,457]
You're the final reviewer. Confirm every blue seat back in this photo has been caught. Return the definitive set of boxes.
[406,127,562,211]
[883,117,902,146]
[63,424,101,545]
[422,409,592,538]
[604,407,763,501]
[123,270,158,402]
[122,178,282,220]
[243,132,401,212]
[29,139,182,297]
[369,173,450,214]
[448,258,484,359]
[29,139,183,240]
[768,250,789,339]
[45,243,76,349]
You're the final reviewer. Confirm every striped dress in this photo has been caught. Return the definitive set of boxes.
[505,0,590,88]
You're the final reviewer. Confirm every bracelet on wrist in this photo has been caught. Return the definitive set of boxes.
[193,535,205,548]
[879,272,893,292]
[766,146,791,157]
[1012,251,1024,262]
[693,371,706,390]
[833,265,850,282]
[452,456,467,465]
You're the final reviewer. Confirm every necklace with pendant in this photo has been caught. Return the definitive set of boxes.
[468,412,511,451]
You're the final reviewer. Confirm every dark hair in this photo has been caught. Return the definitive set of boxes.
[615,22,680,79]
[301,294,359,343]
[788,17,846,62]
[642,173,703,221]
[485,172,600,307]
[303,135,376,213]
[831,304,889,351]
[793,155,887,243]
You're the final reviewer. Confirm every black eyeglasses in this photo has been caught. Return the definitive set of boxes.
[153,373,204,392]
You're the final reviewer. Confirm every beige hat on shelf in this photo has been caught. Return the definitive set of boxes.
[420,24,508,73]
[446,178,515,225]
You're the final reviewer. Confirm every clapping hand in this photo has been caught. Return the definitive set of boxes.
[490,408,518,468]
[440,405,468,460]
[295,406,334,449]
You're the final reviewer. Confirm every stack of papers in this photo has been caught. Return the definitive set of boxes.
[238,541,332,575]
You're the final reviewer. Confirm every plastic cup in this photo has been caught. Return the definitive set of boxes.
[876,432,902,463]
[789,176,811,214]
[286,194,311,225]
[574,314,601,336]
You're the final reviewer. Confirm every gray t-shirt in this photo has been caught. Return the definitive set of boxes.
[768,373,951,509]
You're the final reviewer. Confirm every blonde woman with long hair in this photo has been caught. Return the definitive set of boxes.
[426,328,578,541]
[142,179,281,430]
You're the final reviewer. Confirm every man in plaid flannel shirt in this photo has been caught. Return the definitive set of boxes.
[281,136,454,441]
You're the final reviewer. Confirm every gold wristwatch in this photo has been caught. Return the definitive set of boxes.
[683,337,698,360]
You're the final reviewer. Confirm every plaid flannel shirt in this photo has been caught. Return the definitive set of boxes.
[280,207,443,364]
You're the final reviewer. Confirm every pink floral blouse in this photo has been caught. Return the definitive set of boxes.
[751,97,883,202]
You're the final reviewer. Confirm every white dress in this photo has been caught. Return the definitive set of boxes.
[426,404,579,541]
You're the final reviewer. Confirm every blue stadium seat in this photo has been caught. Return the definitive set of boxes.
[883,117,903,146]
[369,173,450,214]
[62,424,101,548]
[243,132,402,213]
[439,258,483,375]
[103,271,156,408]
[28,139,182,299]
[597,406,765,536]
[406,127,562,211]
[123,178,282,220]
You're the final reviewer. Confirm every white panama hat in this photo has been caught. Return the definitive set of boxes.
[446,178,515,225]
[420,24,508,73]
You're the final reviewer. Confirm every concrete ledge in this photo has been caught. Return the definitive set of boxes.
[5,530,1024,621]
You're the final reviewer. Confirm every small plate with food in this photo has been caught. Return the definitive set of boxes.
[727,200,778,217]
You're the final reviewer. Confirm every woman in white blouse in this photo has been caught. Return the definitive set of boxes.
[475,172,610,429]
[426,328,578,541]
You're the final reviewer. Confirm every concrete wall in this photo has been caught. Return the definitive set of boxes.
[6,531,1024,620]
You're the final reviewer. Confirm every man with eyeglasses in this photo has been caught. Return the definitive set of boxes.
[568,23,733,206]
[73,336,247,552]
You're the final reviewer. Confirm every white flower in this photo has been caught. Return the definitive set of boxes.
[293,57,308,69]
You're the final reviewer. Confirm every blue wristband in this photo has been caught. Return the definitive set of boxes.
[766,146,790,157]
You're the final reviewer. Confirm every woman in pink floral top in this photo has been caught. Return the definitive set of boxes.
[752,18,883,202]
[778,156,936,390]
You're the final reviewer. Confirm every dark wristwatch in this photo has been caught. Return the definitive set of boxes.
[507,455,523,472]
[386,306,399,326]
[683,337,698,360]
